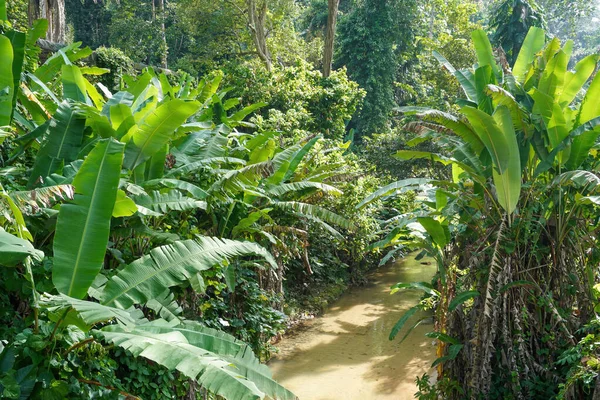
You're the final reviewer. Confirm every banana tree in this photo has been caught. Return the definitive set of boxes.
[0,20,297,397]
[362,28,600,398]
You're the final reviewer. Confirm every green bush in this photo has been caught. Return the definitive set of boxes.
[93,46,135,90]
[222,60,365,141]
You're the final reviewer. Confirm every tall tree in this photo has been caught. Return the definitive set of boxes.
[157,0,168,68]
[65,0,111,49]
[337,0,417,137]
[322,0,340,77]
[28,0,65,42]
[489,0,545,64]
[247,0,271,71]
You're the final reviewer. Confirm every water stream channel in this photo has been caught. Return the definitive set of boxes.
[269,254,436,399]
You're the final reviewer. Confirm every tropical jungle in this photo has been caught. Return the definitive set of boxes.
[2,0,600,398]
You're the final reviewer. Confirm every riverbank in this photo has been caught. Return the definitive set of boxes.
[269,254,436,399]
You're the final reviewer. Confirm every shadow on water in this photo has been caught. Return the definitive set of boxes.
[269,254,436,400]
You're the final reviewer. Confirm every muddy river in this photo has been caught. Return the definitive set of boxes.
[269,254,436,400]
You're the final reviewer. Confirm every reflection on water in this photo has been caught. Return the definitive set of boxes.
[269,254,436,400]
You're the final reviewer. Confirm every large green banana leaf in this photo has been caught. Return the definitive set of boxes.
[356,178,430,209]
[140,320,297,400]
[491,106,521,214]
[27,103,86,187]
[96,320,297,400]
[4,30,25,118]
[512,27,545,83]
[142,178,208,199]
[133,190,207,214]
[123,99,201,170]
[566,117,600,170]
[0,230,44,266]
[578,68,600,126]
[52,138,125,298]
[265,181,342,197]
[0,34,14,126]
[40,293,137,328]
[433,50,478,103]
[461,106,510,171]
[99,237,277,308]
[559,54,598,106]
[33,42,92,84]
[537,50,568,100]
[62,64,89,103]
[463,106,521,214]
[531,89,569,151]
[145,290,183,321]
[471,30,500,79]
[283,135,321,182]
[273,201,353,230]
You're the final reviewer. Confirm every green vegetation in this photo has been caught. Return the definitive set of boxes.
[3,0,600,398]
[370,25,600,399]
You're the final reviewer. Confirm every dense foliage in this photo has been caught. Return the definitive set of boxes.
[0,2,382,397]
[367,27,600,398]
[4,0,600,398]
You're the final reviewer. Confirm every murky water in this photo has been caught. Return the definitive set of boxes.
[269,254,436,400]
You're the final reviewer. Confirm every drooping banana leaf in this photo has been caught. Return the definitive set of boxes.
[265,181,342,197]
[142,178,208,199]
[0,230,44,266]
[33,42,92,84]
[40,293,137,329]
[356,178,430,209]
[27,103,86,188]
[433,51,478,102]
[96,320,297,400]
[145,290,183,322]
[52,138,125,298]
[273,201,353,230]
[133,190,206,214]
[141,320,297,400]
[566,116,600,170]
[99,237,277,308]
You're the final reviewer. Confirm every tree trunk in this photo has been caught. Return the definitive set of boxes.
[247,0,272,71]
[428,2,435,39]
[29,0,66,43]
[593,374,600,400]
[158,0,168,69]
[322,0,340,78]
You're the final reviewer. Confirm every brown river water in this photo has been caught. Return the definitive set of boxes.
[269,253,437,400]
